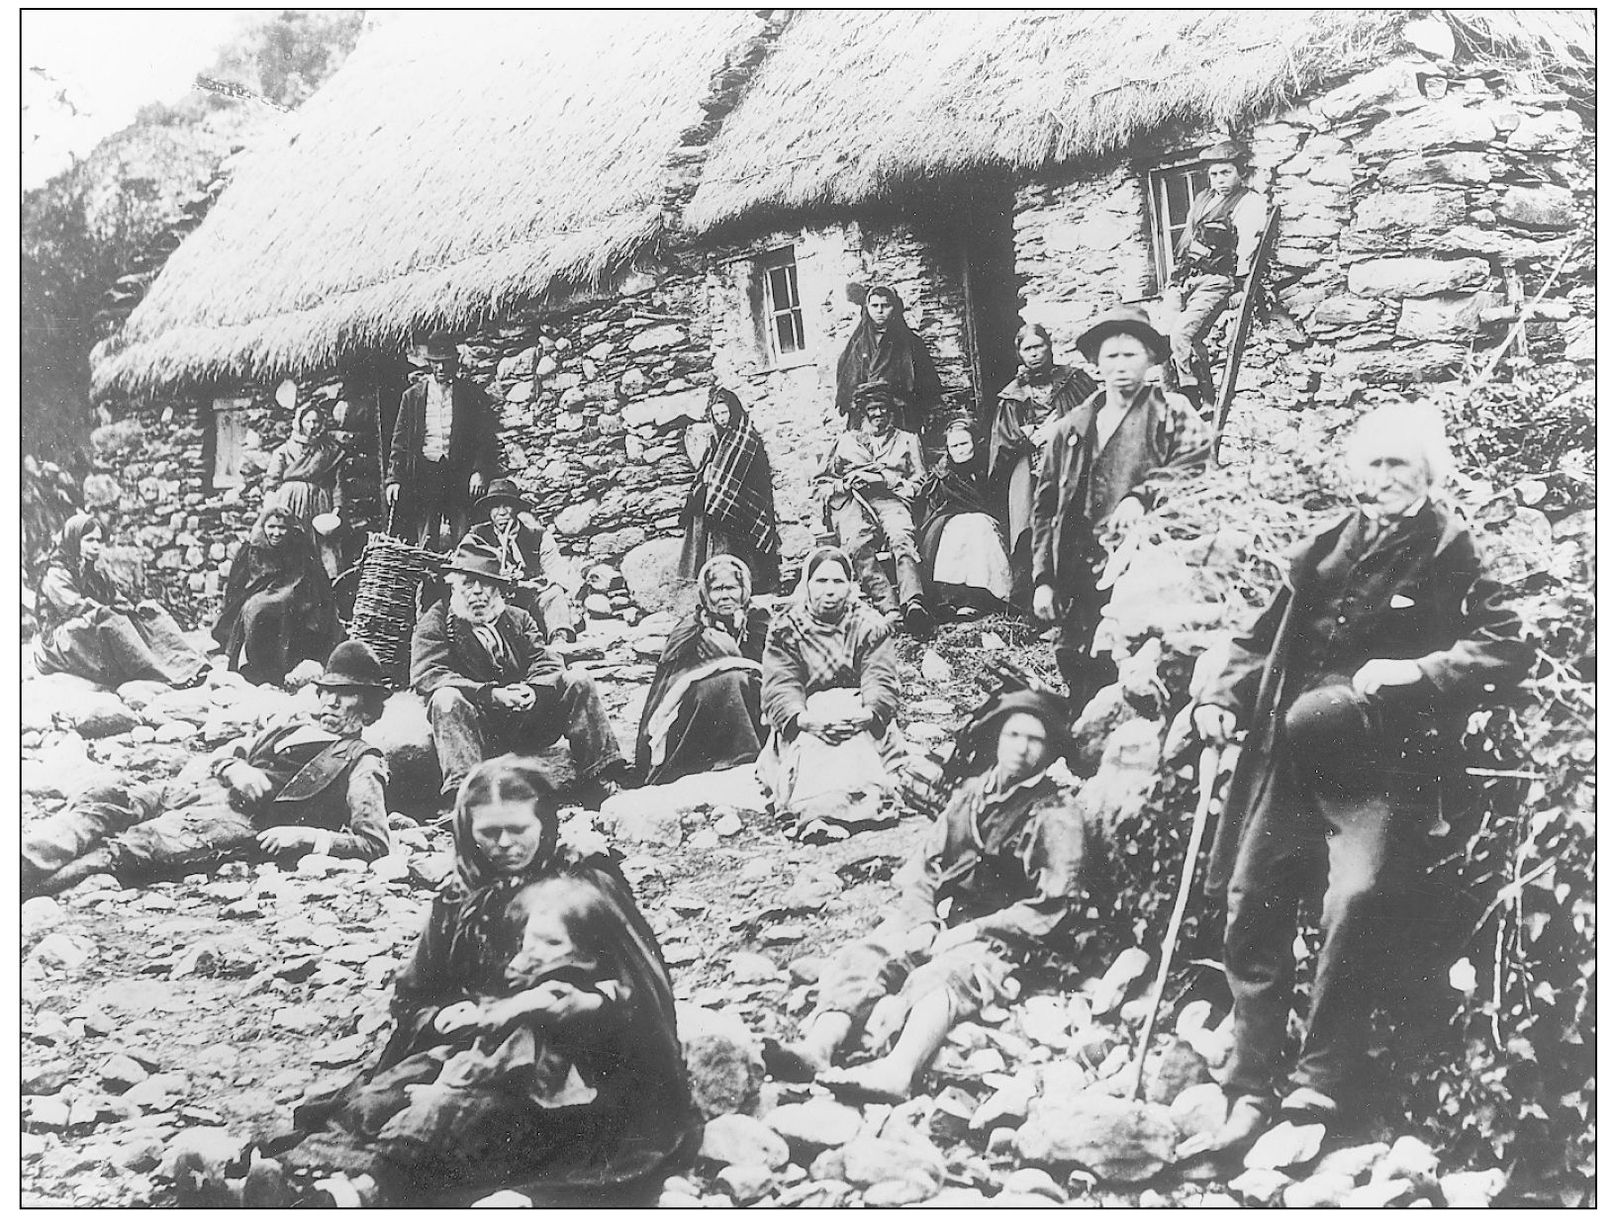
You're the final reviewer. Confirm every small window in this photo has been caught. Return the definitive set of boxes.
[760,248,805,361]
[210,397,253,489]
[1147,160,1210,289]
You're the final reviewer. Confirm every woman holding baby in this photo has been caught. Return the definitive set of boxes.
[244,756,697,1207]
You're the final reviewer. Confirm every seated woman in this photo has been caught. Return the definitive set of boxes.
[677,387,782,595]
[757,546,902,840]
[916,418,1013,617]
[24,640,392,898]
[214,494,340,686]
[817,384,931,637]
[636,555,770,787]
[250,757,698,1208]
[32,512,208,689]
[265,402,346,579]
[464,479,581,641]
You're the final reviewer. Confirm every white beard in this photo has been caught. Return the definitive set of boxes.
[450,586,506,626]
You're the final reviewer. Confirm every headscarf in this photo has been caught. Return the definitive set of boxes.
[249,488,303,550]
[213,492,333,653]
[697,553,752,629]
[919,419,995,528]
[45,512,106,580]
[834,286,942,431]
[699,388,780,556]
[291,404,329,444]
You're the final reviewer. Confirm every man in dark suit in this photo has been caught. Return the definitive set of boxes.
[1181,406,1532,1156]
[386,333,505,550]
[411,539,625,811]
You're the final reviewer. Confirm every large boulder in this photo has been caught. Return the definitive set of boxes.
[364,692,441,816]
[677,1005,763,1118]
[620,538,691,613]
[1014,1093,1176,1183]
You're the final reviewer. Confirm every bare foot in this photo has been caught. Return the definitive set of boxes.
[1177,1094,1271,1161]
[818,1058,914,1104]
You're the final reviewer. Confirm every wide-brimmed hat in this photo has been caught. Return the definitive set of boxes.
[1202,139,1252,167]
[421,332,460,361]
[316,639,390,691]
[974,687,1073,766]
[444,537,516,587]
[475,478,531,517]
[854,379,903,407]
[1075,305,1168,364]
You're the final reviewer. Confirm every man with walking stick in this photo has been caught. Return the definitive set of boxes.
[1179,406,1531,1156]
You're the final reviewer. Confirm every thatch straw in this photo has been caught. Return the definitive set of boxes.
[94,9,1590,397]
[92,10,765,397]
[684,8,1592,233]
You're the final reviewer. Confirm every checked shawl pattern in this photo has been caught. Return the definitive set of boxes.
[704,421,780,555]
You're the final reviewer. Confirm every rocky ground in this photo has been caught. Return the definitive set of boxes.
[20,612,1507,1210]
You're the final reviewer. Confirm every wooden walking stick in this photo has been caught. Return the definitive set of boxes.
[1130,742,1222,1100]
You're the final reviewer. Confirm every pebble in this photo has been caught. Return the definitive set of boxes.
[864,1178,934,1207]
[99,1055,153,1093]
[471,1190,533,1208]
[1229,1167,1292,1205]
[728,952,779,982]
[1440,1169,1506,1207]
[1243,1120,1327,1171]
[33,933,96,970]
[1373,1134,1440,1183]
[1001,1167,1065,1202]
[22,1061,76,1097]
[1281,1170,1359,1208]
[716,1164,776,1204]
[699,1114,791,1171]
[1342,1178,1415,1208]
[764,1100,864,1154]
[25,1095,72,1130]
[712,812,743,838]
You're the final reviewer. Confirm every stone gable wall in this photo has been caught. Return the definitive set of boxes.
[1012,56,1593,463]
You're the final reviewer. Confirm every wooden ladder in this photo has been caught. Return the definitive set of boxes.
[1209,204,1283,466]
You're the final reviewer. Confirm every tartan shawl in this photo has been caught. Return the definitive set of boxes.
[703,402,780,555]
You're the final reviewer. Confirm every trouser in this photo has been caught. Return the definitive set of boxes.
[395,460,473,553]
[812,924,1018,1034]
[830,494,924,614]
[1171,274,1235,392]
[426,670,624,800]
[1053,564,1114,715]
[1222,692,1418,1103]
[22,782,166,889]
[512,583,580,639]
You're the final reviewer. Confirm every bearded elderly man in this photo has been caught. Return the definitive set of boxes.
[1181,407,1532,1156]
[411,538,627,812]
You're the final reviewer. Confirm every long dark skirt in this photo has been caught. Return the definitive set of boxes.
[641,669,765,787]
[228,586,339,686]
[34,605,207,688]
[677,504,780,595]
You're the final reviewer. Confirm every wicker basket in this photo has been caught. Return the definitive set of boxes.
[349,534,445,684]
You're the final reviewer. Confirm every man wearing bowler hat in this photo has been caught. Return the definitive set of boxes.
[25,640,396,897]
[463,478,581,641]
[387,333,505,550]
[411,538,626,811]
[1181,406,1531,1155]
[1169,140,1268,407]
[1030,305,1210,710]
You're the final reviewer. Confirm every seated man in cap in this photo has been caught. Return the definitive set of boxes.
[765,688,1085,1100]
[1168,141,1268,407]
[463,478,581,642]
[24,640,395,898]
[411,538,627,812]
[817,381,933,637]
[386,333,505,551]
[1032,305,1210,712]
[1181,405,1531,1156]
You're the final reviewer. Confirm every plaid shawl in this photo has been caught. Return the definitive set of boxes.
[702,394,780,555]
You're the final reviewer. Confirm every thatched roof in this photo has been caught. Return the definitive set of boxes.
[92,9,764,396]
[685,8,1594,232]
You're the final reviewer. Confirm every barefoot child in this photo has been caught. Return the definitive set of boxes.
[766,688,1087,1100]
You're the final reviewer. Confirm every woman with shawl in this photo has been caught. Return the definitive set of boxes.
[33,512,208,688]
[757,547,903,840]
[677,387,781,595]
[834,286,944,443]
[636,555,771,787]
[250,757,698,1208]
[265,404,346,578]
[916,419,1013,615]
[991,324,1098,608]
[213,493,340,687]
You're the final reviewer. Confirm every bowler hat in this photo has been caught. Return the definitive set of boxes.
[475,478,531,518]
[421,333,460,361]
[1202,140,1252,167]
[444,537,516,587]
[316,639,390,691]
[854,380,903,407]
[1075,305,1168,365]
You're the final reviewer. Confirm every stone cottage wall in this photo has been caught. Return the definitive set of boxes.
[1012,52,1592,462]
[705,219,974,563]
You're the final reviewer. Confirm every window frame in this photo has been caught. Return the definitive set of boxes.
[758,247,805,364]
[1145,157,1211,290]
[207,396,254,490]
